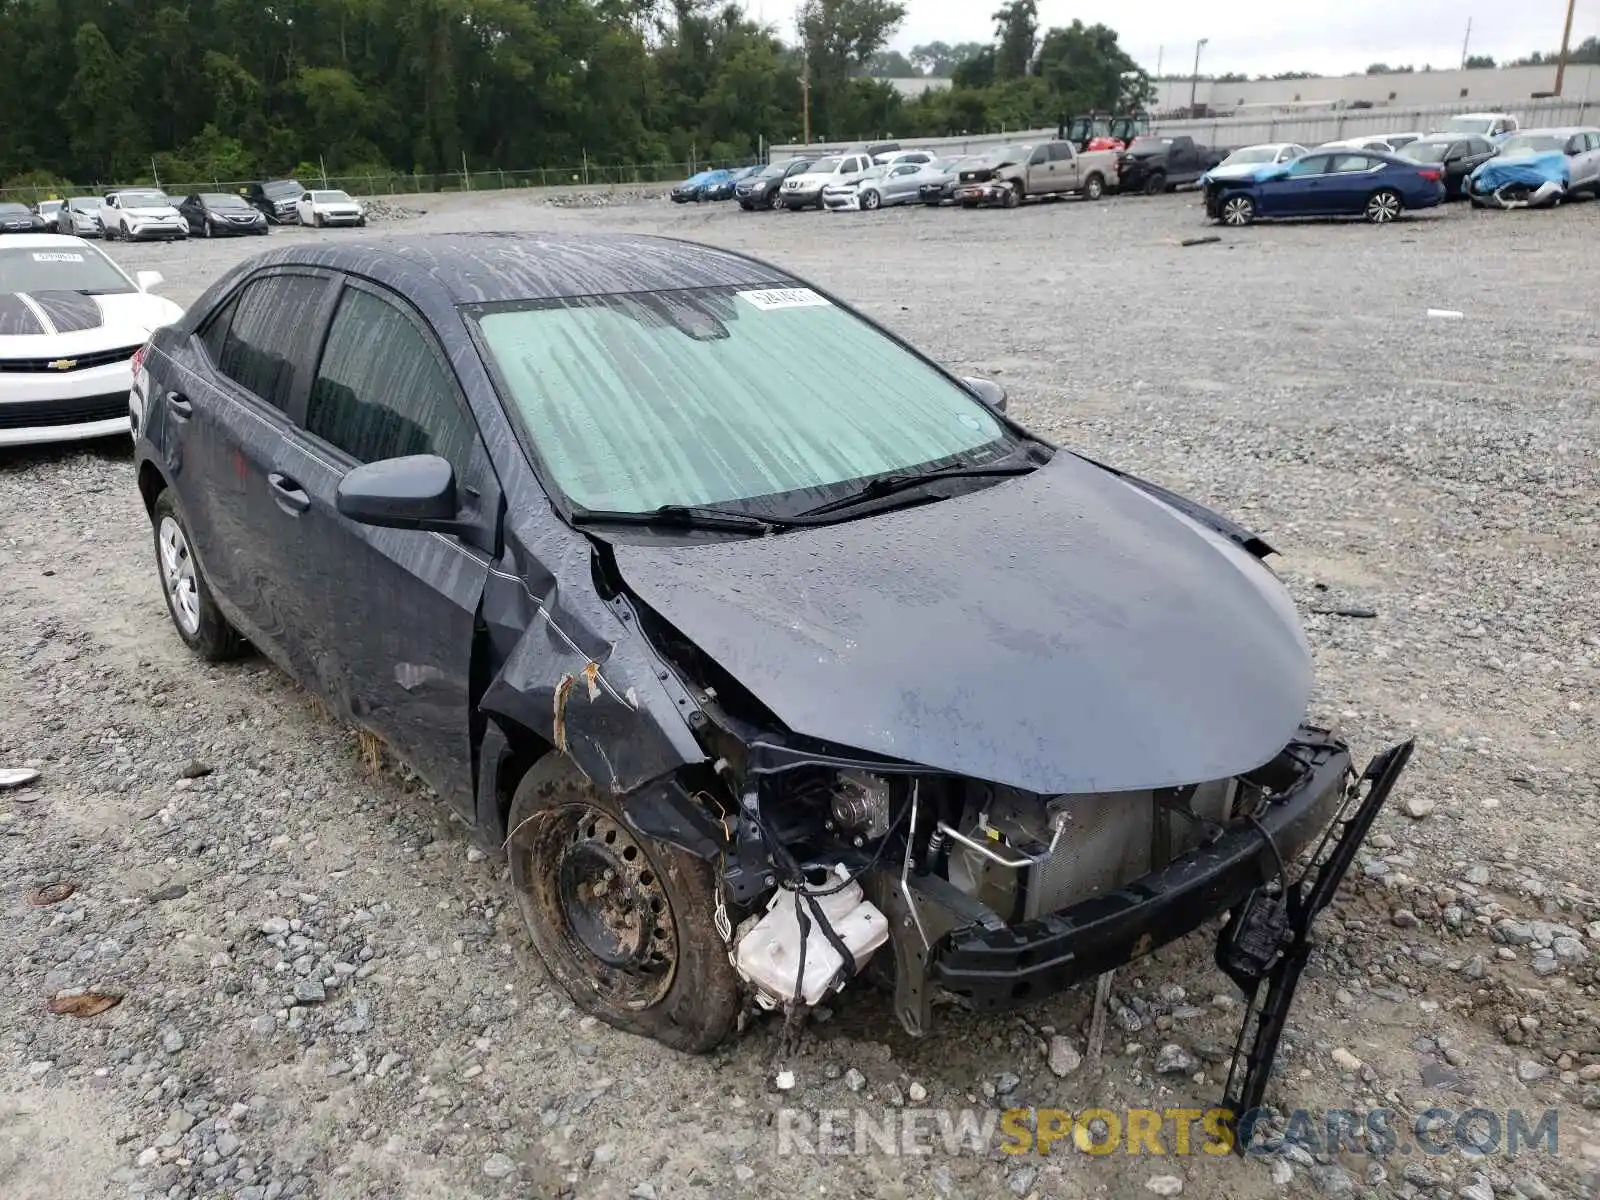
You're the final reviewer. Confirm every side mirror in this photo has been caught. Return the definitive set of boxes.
[961,376,1008,413]
[135,270,164,292]
[336,454,465,532]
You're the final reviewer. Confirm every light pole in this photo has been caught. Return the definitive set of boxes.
[1189,37,1209,115]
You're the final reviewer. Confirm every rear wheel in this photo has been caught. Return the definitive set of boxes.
[151,491,246,662]
[1365,189,1402,223]
[1083,174,1105,201]
[507,755,740,1053]
[1219,194,1256,226]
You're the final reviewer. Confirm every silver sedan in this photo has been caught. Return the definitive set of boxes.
[822,163,928,211]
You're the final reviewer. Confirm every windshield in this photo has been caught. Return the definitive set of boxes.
[0,204,29,217]
[312,190,353,202]
[933,157,963,171]
[807,157,843,174]
[263,181,301,197]
[68,198,98,212]
[0,245,133,294]
[990,144,1030,163]
[36,201,63,213]
[1441,117,1493,134]
[473,285,1010,517]
[1129,137,1172,151]
[1500,134,1563,154]
[1222,146,1280,165]
[1401,141,1452,162]
[202,193,252,209]
[118,191,168,208]
[857,165,888,181]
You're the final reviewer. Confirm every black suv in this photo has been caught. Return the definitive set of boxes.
[242,179,304,223]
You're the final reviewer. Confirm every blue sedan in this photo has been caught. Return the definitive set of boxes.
[669,169,734,203]
[1203,149,1446,226]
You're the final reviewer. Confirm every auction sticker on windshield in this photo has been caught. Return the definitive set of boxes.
[737,287,831,310]
[32,252,85,263]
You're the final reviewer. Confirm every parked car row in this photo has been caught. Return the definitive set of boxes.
[1199,117,1600,225]
[2,180,369,242]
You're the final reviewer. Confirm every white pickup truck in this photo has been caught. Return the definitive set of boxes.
[99,189,188,241]
[953,140,1120,207]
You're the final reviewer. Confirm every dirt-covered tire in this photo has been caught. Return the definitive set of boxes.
[1145,172,1166,196]
[151,490,247,662]
[1083,174,1105,201]
[507,754,740,1053]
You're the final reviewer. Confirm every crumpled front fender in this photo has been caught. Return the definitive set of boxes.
[477,529,706,796]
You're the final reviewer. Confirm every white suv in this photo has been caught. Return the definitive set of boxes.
[100,190,188,241]
[780,153,875,210]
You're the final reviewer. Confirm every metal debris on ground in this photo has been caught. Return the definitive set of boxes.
[0,767,40,790]
[1085,970,1115,1067]
[28,881,75,906]
[47,991,122,1017]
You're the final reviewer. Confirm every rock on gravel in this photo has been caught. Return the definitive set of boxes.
[1145,1175,1184,1195]
[1047,1035,1082,1076]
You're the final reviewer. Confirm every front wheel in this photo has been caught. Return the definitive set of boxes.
[1144,172,1166,196]
[860,188,881,211]
[1219,194,1256,226]
[507,755,740,1053]
[767,189,783,211]
[1365,190,1402,223]
[151,491,246,662]
[314,213,325,227]
[1002,185,1021,209]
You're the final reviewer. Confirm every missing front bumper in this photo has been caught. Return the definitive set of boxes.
[867,727,1411,1039]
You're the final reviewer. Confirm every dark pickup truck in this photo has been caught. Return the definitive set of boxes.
[1116,136,1230,194]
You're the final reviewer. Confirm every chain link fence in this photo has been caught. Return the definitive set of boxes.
[0,158,761,206]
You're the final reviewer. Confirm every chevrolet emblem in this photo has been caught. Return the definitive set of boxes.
[47,358,78,371]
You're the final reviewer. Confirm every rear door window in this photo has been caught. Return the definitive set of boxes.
[213,274,330,412]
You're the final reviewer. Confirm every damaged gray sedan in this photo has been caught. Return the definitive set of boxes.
[131,233,1411,1129]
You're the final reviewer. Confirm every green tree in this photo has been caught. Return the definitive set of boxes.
[59,23,147,179]
[1034,21,1146,114]
[992,0,1037,80]
[1463,54,1496,69]
[909,40,988,76]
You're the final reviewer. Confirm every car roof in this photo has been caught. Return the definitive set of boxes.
[241,233,793,305]
[0,233,92,248]
[1510,126,1599,136]
[1451,112,1513,120]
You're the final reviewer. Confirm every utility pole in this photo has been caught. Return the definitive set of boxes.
[801,62,812,144]
[1554,0,1578,95]
[1460,17,1471,69]
[1189,37,1209,115]
[1155,45,1163,80]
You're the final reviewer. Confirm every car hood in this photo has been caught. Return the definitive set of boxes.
[785,173,840,188]
[1207,161,1279,180]
[611,453,1312,795]
[0,289,183,343]
[121,206,181,218]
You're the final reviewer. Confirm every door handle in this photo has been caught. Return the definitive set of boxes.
[267,472,311,514]
[167,391,192,419]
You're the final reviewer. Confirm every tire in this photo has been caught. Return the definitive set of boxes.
[1219,194,1256,226]
[1145,172,1166,196]
[103,223,117,242]
[202,220,212,238]
[1083,174,1104,201]
[314,212,325,228]
[767,189,782,211]
[1002,185,1021,209]
[506,754,740,1053]
[151,491,246,662]
[860,188,881,211]
[1365,189,1402,223]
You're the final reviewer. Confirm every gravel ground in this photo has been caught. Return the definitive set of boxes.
[2,189,1598,1200]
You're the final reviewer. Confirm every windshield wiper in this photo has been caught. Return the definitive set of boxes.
[793,452,1045,520]
[569,503,789,534]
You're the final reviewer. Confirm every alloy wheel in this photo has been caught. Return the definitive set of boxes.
[1222,196,1255,226]
[1366,191,1401,223]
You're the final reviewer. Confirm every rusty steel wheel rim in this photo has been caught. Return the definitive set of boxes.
[527,805,678,1009]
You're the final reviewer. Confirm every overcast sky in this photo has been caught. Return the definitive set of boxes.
[741,0,1595,78]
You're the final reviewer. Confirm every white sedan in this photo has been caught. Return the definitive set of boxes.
[294,189,368,228]
[0,235,182,448]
